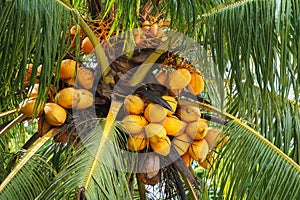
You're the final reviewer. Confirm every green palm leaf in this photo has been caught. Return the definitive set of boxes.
[37,119,133,199]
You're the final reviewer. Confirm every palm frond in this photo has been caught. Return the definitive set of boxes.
[0,129,56,199]
[200,0,300,163]
[0,0,70,110]
[209,121,300,199]
[37,118,133,199]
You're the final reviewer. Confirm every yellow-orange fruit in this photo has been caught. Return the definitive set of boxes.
[198,152,215,170]
[186,119,208,140]
[76,89,94,109]
[188,72,205,95]
[44,103,67,126]
[177,105,201,122]
[172,133,192,156]
[168,68,191,89]
[25,64,42,84]
[59,59,78,79]
[156,71,168,85]
[28,84,39,98]
[122,115,148,135]
[181,153,193,167]
[188,139,209,162]
[162,96,177,115]
[77,67,94,90]
[150,136,171,156]
[66,78,76,86]
[161,116,186,136]
[128,135,149,151]
[19,98,44,117]
[124,95,145,115]
[81,37,94,54]
[70,25,79,35]
[144,103,167,123]
[205,128,221,149]
[38,117,52,137]
[55,87,80,109]
[145,123,167,139]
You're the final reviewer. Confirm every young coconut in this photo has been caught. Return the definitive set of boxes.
[59,59,78,79]
[55,87,80,109]
[76,89,94,109]
[168,68,191,89]
[128,134,149,152]
[198,152,215,170]
[172,133,192,156]
[177,105,201,122]
[124,95,145,115]
[181,153,193,167]
[81,37,94,54]
[144,103,167,123]
[188,72,205,95]
[19,98,44,117]
[77,67,94,90]
[122,115,148,135]
[37,117,52,137]
[161,116,187,136]
[186,119,208,140]
[44,103,67,126]
[150,136,171,156]
[188,139,209,162]
[205,127,221,149]
[145,123,167,139]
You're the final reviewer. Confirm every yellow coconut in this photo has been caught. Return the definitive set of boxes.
[205,128,221,149]
[168,68,191,89]
[142,20,151,30]
[198,152,215,170]
[128,136,149,152]
[188,139,209,162]
[76,89,94,109]
[161,116,186,136]
[77,67,94,90]
[55,87,80,109]
[161,95,177,115]
[177,105,201,122]
[188,72,205,95]
[59,59,78,79]
[181,153,193,167]
[150,23,158,36]
[44,103,67,126]
[122,115,148,135]
[19,98,44,117]
[144,103,167,123]
[150,136,171,156]
[172,133,192,156]
[81,37,94,54]
[65,78,76,86]
[145,123,167,139]
[124,95,145,115]
[37,117,52,137]
[186,119,208,140]
[28,84,39,98]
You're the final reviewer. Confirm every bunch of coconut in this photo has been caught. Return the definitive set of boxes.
[19,59,95,143]
[121,93,225,171]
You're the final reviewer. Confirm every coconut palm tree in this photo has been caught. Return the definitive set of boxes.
[0,0,299,199]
